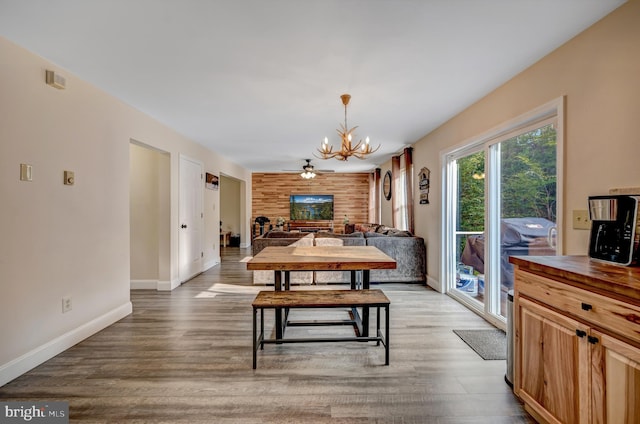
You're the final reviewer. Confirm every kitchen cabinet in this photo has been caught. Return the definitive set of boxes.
[511,256,640,424]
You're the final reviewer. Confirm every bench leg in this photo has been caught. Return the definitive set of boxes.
[253,307,266,369]
[385,305,390,365]
[260,308,264,350]
[376,306,381,346]
[252,307,257,369]
[274,271,283,341]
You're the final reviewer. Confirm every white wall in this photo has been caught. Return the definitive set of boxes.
[410,0,640,291]
[0,36,252,386]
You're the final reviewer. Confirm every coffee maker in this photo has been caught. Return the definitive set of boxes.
[588,195,640,266]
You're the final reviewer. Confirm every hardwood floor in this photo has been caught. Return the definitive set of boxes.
[0,247,533,423]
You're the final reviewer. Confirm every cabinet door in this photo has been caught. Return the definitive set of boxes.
[518,297,591,424]
[591,330,640,424]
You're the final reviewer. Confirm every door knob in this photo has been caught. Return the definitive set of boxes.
[181,224,187,229]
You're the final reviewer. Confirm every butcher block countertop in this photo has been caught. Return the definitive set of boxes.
[510,255,640,306]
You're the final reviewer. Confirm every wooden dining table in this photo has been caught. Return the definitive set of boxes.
[246,245,396,339]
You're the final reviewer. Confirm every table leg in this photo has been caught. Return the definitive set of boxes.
[274,270,283,340]
[362,270,370,336]
[260,308,264,350]
[284,271,290,328]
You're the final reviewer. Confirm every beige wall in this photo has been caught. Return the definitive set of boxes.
[0,36,252,385]
[411,0,640,290]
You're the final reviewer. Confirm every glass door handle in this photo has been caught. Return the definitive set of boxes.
[548,226,557,250]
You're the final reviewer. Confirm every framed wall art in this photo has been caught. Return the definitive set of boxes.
[205,172,219,190]
[419,167,430,204]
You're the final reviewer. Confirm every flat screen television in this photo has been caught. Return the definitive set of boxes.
[290,194,334,220]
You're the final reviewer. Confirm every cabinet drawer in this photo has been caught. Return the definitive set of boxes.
[516,270,640,345]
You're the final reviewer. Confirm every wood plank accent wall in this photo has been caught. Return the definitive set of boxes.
[252,173,370,233]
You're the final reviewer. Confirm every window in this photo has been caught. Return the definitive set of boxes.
[392,148,414,232]
[396,167,408,230]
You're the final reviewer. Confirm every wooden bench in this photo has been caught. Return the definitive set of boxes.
[252,289,390,369]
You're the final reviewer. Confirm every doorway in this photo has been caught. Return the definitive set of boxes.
[220,174,243,248]
[129,141,170,290]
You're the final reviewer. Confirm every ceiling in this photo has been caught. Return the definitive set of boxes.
[0,0,625,173]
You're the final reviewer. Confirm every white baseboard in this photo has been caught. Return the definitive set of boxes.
[130,279,158,290]
[0,302,132,387]
[203,258,220,271]
[157,279,180,291]
[131,280,175,291]
[427,275,443,293]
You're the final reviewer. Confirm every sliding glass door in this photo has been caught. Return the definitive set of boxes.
[442,100,562,326]
[449,149,486,309]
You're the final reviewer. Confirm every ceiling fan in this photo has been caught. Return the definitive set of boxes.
[283,159,334,177]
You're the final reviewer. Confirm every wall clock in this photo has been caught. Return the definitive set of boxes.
[383,170,392,201]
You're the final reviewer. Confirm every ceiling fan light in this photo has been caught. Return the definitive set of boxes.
[300,159,317,179]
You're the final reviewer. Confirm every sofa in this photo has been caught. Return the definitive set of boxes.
[251,226,426,285]
[252,231,314,285]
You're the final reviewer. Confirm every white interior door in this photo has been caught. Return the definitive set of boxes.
[179,155,203,282]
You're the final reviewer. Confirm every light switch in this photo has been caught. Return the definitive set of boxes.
[572,210,591,230]
[64,170,75,185]
[20,164,33,181]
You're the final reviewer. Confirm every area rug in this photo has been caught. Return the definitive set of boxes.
[453,329,507,360]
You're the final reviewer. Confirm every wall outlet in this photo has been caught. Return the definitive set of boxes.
[573,210,591,230]
[62,296,72,313]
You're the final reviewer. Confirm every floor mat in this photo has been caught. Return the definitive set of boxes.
[453,329,506,360]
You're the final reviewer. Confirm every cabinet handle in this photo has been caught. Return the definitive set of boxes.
[588,336,599,345]
[575,330,587,338]
[581,302,593,311]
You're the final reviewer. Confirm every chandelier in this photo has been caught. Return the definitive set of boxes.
[315,94,379,161]
[300,159,316,179]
